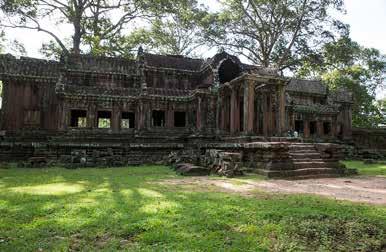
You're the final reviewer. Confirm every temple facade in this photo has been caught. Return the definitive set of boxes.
[0,50,353,139]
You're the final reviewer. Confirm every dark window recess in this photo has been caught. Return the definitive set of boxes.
[310,121,317,135]
[121,112,135,129]
[323,122,331,135]
[295,120,304,133]
[218,59,241,84]
[98,111,111,128]
[174,112,186,127]
[152,110,165,127]
[70,110,87,128]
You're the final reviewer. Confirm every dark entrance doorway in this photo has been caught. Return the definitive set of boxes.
[218,59,241,84]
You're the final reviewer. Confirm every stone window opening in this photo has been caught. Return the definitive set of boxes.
[310,121,317,135]
[97,111,111,128]
[218,59,241,84]
[121,112,135,129]
[323,122,331,135]
[152,110,165,127]
[174,111,186,127]
[70,110,87,128]
[295,120,304,134]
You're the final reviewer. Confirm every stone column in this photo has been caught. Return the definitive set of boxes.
[343,106,353,139]
[196,97,202,131]
[276,84,286,136]
[262,93,268,137]
[243,79,255,134]
[255,97,260,134]
[137,100,148,130]
[225,96,230,132]
[220,97,226,131]
[234,90,240,133]
[111,104,120,132]
[216,96,221,133]
[87,103,96,128]
[58,101,66,130]
[317,120,323,138]
[230,88,237,134]
[267,94,273,136]
[304,119,310,138]
[166,105,174,128]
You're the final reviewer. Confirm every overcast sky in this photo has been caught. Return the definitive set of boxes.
[3,0,386,99]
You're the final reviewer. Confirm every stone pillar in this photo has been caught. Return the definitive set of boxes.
[137,100,149,130]
[87,103,96,128]
[230,88,237,134]
[216,96,221,132]
[304,119,310,138]
[262,93,268,137]
[111,104,120,132]
[166,105,174,128]
[220,97,226,131]
[196,97,202,131]
[243,79,255,134]
[343,106,352,139]
[225,96,230,132]
[267,94,273,136]
[255,98,260,134]
[276,85,286,136]
[317,120,323,137]
[58,102,66,130]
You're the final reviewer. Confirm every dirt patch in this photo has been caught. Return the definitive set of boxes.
[159,176,386,205]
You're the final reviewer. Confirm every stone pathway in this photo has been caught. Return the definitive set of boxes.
[159,176,386,205]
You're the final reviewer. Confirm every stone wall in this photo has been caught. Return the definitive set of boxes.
[350,128,386,159]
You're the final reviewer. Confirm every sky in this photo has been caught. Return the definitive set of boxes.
[2,0,386,99]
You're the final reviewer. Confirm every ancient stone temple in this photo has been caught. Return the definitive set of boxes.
[0,49,354,178]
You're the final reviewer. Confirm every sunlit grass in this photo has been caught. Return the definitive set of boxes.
[343,160,386,176]
[0,165,385,251]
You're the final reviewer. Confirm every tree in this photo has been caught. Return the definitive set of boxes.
[0,0,176,56]
[298,36,386,128]
[141,0,208,57]
[204,0,347,70]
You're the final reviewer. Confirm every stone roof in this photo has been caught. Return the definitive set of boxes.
[287,79,327,95]
[293,104,338,114]
[0,54,61,80]
[144,53,204,71]
[330,88,353,103]
[64,54,137,74]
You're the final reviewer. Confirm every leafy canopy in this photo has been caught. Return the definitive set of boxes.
[298,37,386,128]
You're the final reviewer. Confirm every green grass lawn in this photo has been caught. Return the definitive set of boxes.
[343,160,386,176]
[0,166,385,251]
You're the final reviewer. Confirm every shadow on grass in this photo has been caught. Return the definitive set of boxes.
[0,166,385,251]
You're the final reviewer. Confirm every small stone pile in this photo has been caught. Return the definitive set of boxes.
[168,149,244,177]
[203,150,243,177]
[167,150,209,176]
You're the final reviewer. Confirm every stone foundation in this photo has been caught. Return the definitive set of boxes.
[0,130,355,179]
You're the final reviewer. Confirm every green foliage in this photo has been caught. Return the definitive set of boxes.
[204,0,347,69]
[141,0,208,57]
[298,37,386,128]
[1,0,209,57]
[343,160,386,176]
[0,166,385,251]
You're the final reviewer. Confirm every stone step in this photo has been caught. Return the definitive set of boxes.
[290,158,340,162]
[292,161,340,169]
[289,146,317,150]
[257,167,345,178]
[290,153,321,159]
[290,150,319,153]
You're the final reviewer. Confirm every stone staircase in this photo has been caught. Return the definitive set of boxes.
[257,143,348,179]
